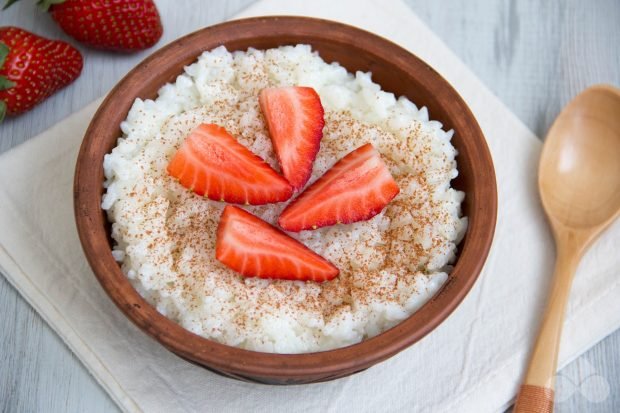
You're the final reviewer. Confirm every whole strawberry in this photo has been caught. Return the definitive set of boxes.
[3,0,163,52]
[0,27,83,122]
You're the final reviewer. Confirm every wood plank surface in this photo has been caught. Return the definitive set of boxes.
[1,0,618,411]
[404,1,620,411]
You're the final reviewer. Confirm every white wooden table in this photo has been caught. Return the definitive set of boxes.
[1,1,618,411]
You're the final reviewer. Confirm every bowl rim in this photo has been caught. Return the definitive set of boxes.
[74,16,497,382]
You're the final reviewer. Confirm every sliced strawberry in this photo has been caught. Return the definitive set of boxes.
[259,86,325,191]
[278,143,400,232]
[216,206,339,282]
[167,124,293,205]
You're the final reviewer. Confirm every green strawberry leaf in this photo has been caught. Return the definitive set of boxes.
[0,76,14,91]
[0,43,13,91]
[0,42,9,67]
[0,100,6,123]
[2,0,21,10]
[35,0,65,12]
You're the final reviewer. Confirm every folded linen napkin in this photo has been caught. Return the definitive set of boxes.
[1,0,619,412]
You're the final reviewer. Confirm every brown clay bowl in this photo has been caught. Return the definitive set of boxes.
[74,16,497,385]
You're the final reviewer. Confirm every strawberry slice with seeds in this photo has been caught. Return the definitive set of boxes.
[278,143,400,231]
[167,124,293,205]
[259,86,325,191]
[216,206,339,282]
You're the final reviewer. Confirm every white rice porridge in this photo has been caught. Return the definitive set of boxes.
[102,45,467,353]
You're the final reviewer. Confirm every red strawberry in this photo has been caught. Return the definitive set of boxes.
[216,205,339,282]
[0,27,83,122]
[167,123,293,205]
[278,143,400,232]
[259,86,324,191]
[3,0,163,52]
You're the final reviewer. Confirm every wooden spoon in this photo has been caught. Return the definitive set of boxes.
[513,84,620,412]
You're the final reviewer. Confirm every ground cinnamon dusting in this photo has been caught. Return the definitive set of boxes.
[131,106,451,327]
[104,45,465,352]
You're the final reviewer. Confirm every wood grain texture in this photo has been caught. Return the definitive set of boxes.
[0,0,255,152]
[1,0,619,411]
[513,86,620,408]
[0,1,256,411]
[402,2,620,411]
[405,0,620,138]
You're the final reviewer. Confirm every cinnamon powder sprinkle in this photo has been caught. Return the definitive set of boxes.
[103,46,466,352]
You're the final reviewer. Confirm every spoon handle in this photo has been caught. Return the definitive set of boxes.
[513,238,581,413]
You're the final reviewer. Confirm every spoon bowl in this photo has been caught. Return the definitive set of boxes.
[539,85,620,231]
[515,84,620,412]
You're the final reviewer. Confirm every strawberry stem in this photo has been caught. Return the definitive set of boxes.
[0,77,15,90]
[1,0,31,10]
[0,100,6,123]
[0,76,15,90]
[2,0,20,10]
[0,42,13,123]
[2,0,65,11]
[0,42,15,92]
[36,0,65,11]
[0,42,8,64]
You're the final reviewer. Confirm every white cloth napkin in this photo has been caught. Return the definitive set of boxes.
[1,0,619,412]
